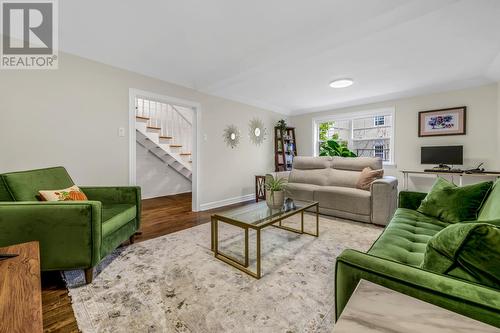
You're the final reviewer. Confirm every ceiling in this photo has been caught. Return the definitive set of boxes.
[60,0,500,115]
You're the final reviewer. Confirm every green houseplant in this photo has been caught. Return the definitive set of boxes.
[319,133,357,157]
[276,119,288,136]
[265,176,287,209]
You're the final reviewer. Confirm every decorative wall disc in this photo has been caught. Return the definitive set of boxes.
[249,118,267,146]
[223,124,240,149]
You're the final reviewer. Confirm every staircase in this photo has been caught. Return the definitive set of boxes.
[135,98,193,181]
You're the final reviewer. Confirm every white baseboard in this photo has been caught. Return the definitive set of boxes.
[199,193,255,211]
[141,191,192,200]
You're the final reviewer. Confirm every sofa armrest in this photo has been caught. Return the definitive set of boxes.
[335,249,500,327]
[398,191,427,210]
[265,171,290,182]
[370,176,398,225]
[0,201,102,270]
[81,186,142,229]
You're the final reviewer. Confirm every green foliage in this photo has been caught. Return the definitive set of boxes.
[318,121,333,141]
[319,136,357,157]
[276,119,288,133]
[265,176,287,192]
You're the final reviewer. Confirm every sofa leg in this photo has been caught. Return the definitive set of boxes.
[84,268,94,284]
[129,235,135,244]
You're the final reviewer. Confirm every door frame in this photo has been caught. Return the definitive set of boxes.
[129,88,201,211]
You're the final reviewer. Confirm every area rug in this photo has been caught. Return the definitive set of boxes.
[65,214,382,333]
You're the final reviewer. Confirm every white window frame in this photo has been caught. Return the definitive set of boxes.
[312,107,396,166]
[374,115,385,126]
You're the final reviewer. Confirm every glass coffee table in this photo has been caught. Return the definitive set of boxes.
[211,200,319,279]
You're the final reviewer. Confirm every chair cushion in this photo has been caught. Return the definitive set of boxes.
[478,179,500,221]
[102,204,137,237]
[1,167,74,201]
[421,223,500,289]
[0,177,13,201]
[368,208,449,267]
[417,177,493,224]
[285,183,321,201]
[313,186,371,215]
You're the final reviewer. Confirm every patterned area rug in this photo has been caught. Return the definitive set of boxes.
[65,214,382,333]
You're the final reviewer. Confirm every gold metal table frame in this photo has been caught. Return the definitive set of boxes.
[211,201,319,279]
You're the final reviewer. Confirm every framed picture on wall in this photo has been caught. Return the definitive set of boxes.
[418,106,466,137]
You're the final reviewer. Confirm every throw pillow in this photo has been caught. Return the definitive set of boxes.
[421,223,500,289]
[39,185,88,201]
[417,177,492,223]
[356,167,384,191]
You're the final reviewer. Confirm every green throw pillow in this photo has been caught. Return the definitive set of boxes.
[417,177,492,223]
[421,223,500,289]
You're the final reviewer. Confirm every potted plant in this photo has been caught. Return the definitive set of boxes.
[276,119,288,137]
[265,175,287,209]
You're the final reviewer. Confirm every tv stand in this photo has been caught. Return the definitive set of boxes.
[401,170,500,190]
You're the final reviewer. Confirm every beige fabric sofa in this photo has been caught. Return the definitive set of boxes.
[267,156,398,226]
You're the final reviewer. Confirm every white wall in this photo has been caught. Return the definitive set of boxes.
[136,143,191,199]
[290,83,500,192]
[0,52,282,208]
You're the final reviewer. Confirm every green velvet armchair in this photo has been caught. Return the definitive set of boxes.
[0,166,141,283]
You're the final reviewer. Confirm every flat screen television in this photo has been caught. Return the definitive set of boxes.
[421,145,463,165]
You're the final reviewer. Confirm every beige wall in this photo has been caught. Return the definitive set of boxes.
[290,83,500,191]
[0,53,282,208]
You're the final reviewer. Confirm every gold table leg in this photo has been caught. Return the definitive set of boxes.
[256,228,261,279]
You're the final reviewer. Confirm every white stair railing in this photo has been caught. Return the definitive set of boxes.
[136,97,193,157]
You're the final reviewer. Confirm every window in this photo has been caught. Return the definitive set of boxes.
[374,115,385,126]
[314,108,395,164]
[374,144,384,159]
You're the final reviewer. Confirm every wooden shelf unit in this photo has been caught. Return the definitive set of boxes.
[274,126,297,171]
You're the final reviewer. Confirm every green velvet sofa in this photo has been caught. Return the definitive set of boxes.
[0,167,141,283]
[335,182,500,328]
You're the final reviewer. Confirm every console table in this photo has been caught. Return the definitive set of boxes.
[333,280,498,333]
[401,170,500,190]
[0,241,43,333]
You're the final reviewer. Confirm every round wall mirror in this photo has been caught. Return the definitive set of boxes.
[223,125,240,149]
[249,118,266,146]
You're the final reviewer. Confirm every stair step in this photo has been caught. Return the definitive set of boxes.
[147,126,161,130]
[170,144,182,148]
[180,153,191,156]
[159,136,173,139]
[188,161,192,163]
[136,116,150,121]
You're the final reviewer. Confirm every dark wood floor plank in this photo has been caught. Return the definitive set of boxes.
[41,193,251,332]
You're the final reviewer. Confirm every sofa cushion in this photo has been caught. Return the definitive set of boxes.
[292,156,332,169]
[1,167,75,201]
[421,223,500,289]
[478,179,500,221]
[289,169,331,186]
[331,156,382,171]
[368,208,448,267]
[285,183,320,201]
[327,169,360,188]
[102,203,137,237]
[313,186,371,215]
[417,177,493,224]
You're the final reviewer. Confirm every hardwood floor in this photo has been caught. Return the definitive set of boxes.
[41,193,252,332]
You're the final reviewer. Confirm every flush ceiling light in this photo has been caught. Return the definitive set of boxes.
[329,78,354,88]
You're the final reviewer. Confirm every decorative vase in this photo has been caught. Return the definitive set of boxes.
[266,190,285,210]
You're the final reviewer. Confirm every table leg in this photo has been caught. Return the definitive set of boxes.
[211,217,215,251]
[244,227,249,268]
[316,203,319,237]
[256,229,261,279]
[301,210,304,233]
[213,218,218,255]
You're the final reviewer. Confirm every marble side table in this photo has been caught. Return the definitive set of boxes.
[333,279,499,333]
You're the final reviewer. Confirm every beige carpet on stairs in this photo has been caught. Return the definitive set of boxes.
[64,213,382,333]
